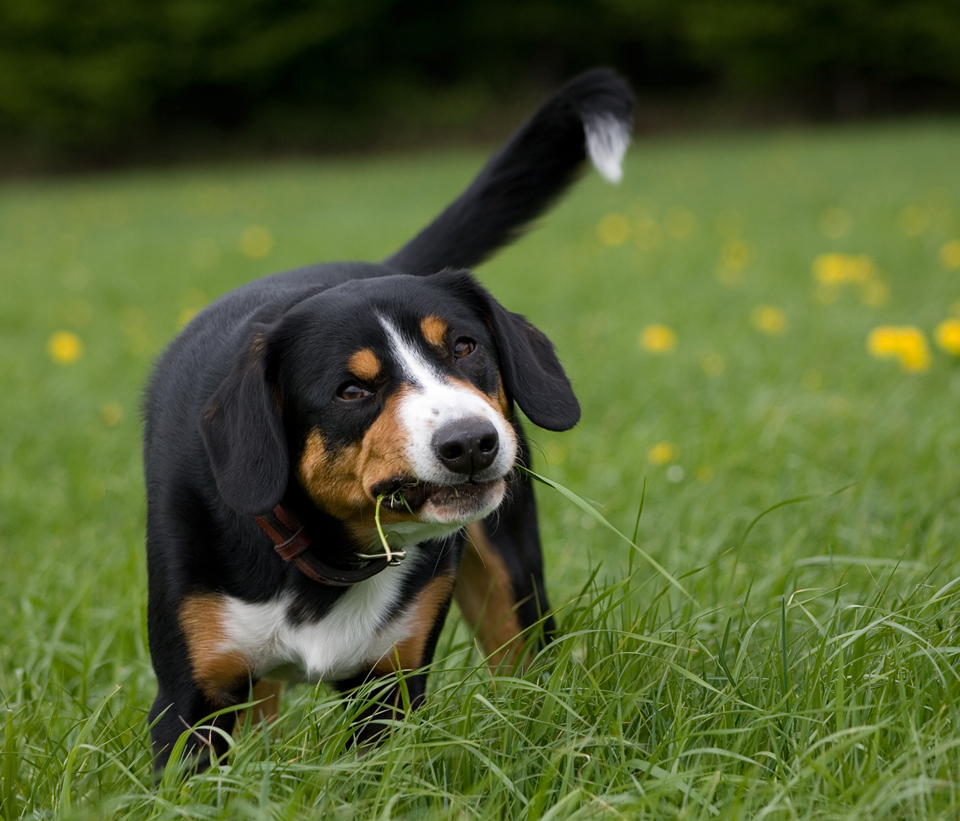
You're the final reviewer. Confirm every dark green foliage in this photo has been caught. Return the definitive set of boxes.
[678,0,960,92]
[2,0,960,156]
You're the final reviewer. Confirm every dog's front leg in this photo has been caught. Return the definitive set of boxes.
[148,684,241,774]
[335,568,456,745]
[455,422,555,670]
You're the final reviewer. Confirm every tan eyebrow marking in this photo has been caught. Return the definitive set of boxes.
[420,315,448,349]
[348,348,381,381]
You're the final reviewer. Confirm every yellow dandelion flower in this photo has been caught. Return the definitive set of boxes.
[940,240,960,269]
[240,225,274,259]
[867,326,902,358]
[812,253,875,284]
[867,325,931,372]
[100,401,124,427]
[649,441,677,465]
[597,213,630,246]
[812,253,846,284]
[48,330,82,364]
[898,333,931,372]
[935,318,960,356]
[701,351,725,376]
[178,307,199,329]
[639,324,677,353]
[751,305,786,335]
[721,239,753,272]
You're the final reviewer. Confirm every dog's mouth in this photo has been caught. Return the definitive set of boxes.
[371,478,438,512]
[370,476,506,523]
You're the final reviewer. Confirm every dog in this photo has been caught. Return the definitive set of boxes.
[143,68,632,771]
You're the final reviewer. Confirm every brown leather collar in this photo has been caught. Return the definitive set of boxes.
[255,504,402,587]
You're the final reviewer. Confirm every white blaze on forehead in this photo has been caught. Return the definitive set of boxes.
[379,316,516,485]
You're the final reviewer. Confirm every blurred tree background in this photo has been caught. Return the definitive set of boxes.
[1,0,959,167]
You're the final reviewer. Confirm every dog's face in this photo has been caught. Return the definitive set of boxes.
[199,270,580,542]
[280,277,520,538]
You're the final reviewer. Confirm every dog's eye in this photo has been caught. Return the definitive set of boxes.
[337,383,372,401]
[453,337,476,359]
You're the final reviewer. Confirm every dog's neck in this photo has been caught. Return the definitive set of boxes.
[255,503,403,586]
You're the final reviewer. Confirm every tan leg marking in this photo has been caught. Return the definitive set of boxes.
[179,594,252,705]
[373,573,456,676]
[455,523,525,670]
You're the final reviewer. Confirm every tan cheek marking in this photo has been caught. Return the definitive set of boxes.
[348,348,381,381]
[179,594,252,705]
[298,430,367,520]
[373,573,456,675]
[455,523,525,670]
[340,385,420,543]
[493,375,509,417]
[297,388,417,533]
[420,315,448,349]
[357,385,415,495]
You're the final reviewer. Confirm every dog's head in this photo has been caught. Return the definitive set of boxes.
[199,270,579,543]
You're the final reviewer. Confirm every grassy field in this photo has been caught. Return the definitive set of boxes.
[3,120,960,820]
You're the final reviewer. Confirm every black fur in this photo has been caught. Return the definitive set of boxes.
[385,68,634,276]
[143,69,632,772]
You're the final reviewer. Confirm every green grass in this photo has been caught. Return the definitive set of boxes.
[3,119,960,819]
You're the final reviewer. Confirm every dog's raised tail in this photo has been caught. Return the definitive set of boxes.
[384,68,633,278]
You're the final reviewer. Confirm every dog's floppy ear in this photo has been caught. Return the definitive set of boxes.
[432,270,580,431]
[198,326,288,515]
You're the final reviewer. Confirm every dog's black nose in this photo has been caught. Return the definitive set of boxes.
[432,418,500,476]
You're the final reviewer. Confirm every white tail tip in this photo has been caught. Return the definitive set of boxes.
[584,114,630,184]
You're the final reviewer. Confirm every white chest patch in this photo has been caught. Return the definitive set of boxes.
[218,558,419,683]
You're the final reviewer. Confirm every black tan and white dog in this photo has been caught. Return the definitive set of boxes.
[144,69,632,771]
